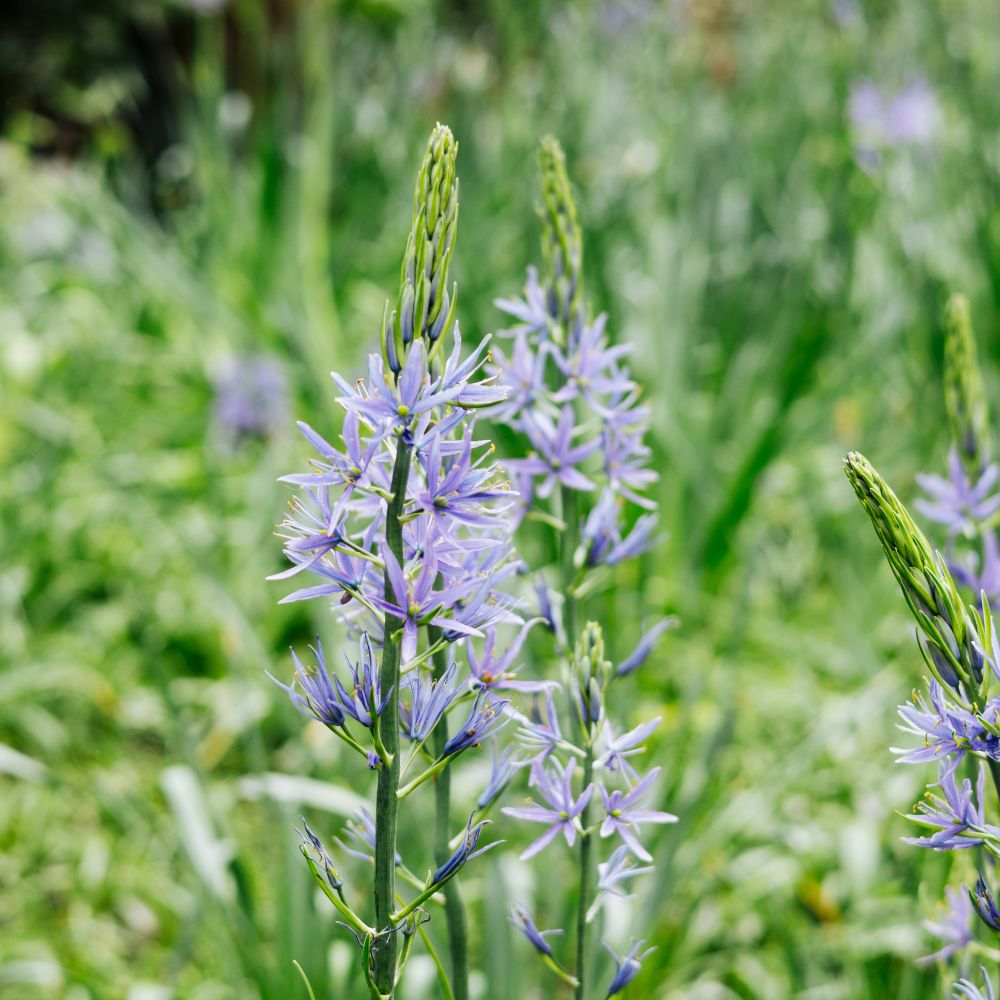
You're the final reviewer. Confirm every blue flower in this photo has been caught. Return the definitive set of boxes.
[599,767,677,862]
[443,694,510,755]
[603,939,655,997]
[904,759,999,851]
[509,903,562,957]
[917,451,1000,537]
[616,618,677,676]
[270,640,346,729]
[596,718,660,781]
[477,742,521,811]
[586,846,654,922]
[917,885,973,965]
[508,407,599,497]
[400,661,464,741]
[892,680,993,766]
[432,815,500,883]
[467,620,555,693]
[970,870,1000,932]
[494,267,554,338]
[954,968,997,1000]
[503,758,593,859]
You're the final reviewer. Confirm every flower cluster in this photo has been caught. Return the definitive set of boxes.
[489,137,675,998]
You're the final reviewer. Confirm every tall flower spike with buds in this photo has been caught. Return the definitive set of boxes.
[270,124,526,1000]
[537,136,583,332]
[945,293,992,479]
[490,135,675,1000]
[846,447,1000,993]
[386,125,459,373]
[916,295,1000,610]
[843,452,990,697]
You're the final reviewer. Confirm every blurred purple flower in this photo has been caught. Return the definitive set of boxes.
[917,885,973,965]
[213,354,287,446]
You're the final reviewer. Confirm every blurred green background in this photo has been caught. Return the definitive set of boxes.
[2,0,1000,997]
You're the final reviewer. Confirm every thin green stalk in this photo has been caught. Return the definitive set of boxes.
[418,921,458,1000]
[560,484,579,649]
[574,744,595,1000]
[990,759,1000,810]
[429,634,470,1000]
[373,440,413,996]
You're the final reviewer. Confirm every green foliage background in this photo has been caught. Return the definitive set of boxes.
[2,0,1000,997]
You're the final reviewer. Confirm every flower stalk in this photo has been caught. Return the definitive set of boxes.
[372,440,412,994]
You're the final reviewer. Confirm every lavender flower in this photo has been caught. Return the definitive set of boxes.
[954,969,997,1000]
[443,694,510,755]
[503,758,594,858]
[212,354,287,446]
[970,869,1000,932]
[270,640,346,729]
[616,618,677,676]
[509,407,599,497]
[603,940,655,997]
[512,689,568,765]
[600,767,677,862]
[334,633,392,728]
[400,662,464,741]
[596,717,660,781]
[376,546,484,663]
[336,807,400,867]
[432,815,500,883]
[586,846,654,922]
[891,680,996,766]
[903,759,997,852]
[495,267,553,338]
[917,885,973,965]
[848,76,941,158]
[509,903,562,957]
[466,620,554,693]
[477,742,521,811]
[414,429,512,533]
[916,452,1000,537]
[338,341,463,433]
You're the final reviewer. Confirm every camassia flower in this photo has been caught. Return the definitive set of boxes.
[503,758,593,859]
[599,767,678,862]
[509,903,562,957]
[904,759,998,853]
[917,886,973,965]
[270,125,536,997]
[954,969,997,1000]
[916,452,1000,537]
[604,940,656,997]
[491,138,674,997]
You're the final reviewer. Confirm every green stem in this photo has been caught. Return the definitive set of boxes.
[397,755,451,800]
[560,485,579,650]
[418,922,458,1000]
[989,758,1000,807]
[373,440,413,996]
[574,743,595,1000]
[429,635,470,1000]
